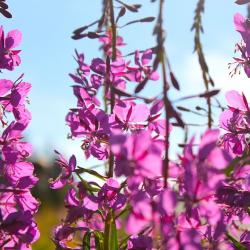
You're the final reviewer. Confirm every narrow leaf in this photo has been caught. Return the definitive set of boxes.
[135,77,149,93]
[73,20,99,34]
[94,231,104,250]
[75,167,107,180]
[226,233,247,250]
[0,8,11,18]
[0,2,8,9]
[121,16,155,28]
[116,7,126,23]
[170,72,180,90]
[235,0,250,4]
[115,0,141,12]
[199,89,220,98]
[82,232,92,250]
[112,87,132,97]
[104,211,118,250]
[177,106,191,112]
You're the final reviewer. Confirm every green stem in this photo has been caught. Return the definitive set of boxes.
[158,0,170,188]
[108,0,116,178]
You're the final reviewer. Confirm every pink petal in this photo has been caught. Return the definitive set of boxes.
[198,129,220,160]
[0,79,13,96]
[234,13,246,33]
[130,103,150,122]
[138,153,162,178]
[226,90,247,110]
[160,189,177,214]
[5,29,22,49]
[219,109,233,129]
[141,49,152,65]
[149,71,160,81]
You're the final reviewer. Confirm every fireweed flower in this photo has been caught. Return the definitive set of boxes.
[219,90,250,155]
[90,56,128,94]
[181,130,230,206]
[0,27,39,249]
[232,164,250,191]
[127,235,153,250]
[127,49,160,82]
[155,130,230,249]
[110,130,163,179]
[113,99,150,130]
[72,85,100,107]
[52,179,127,248]
[0,211,40,249]
[126,191,154,234]
[97,178,126,210]
[231,13,250,77]
[99,30,125,58]
[49,151,77,189]
[69,50,90,85]
[0,27,22,71]
[64,186,99,224]
[53,224,86,250]
[66,105,110,160]
[50,13,250,249]
[0,79,32,124]
[69,51,102,107]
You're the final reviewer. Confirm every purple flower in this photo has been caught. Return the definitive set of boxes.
[98,178,126,210]
[49,151,76,189]
[219,91,250,155]
[127,49,160,82]
[111,131,162,178]
[128,235,153,250]
[113,100,150,130]
[0,27,22,70]
[0,211,39,248]
[99,30,125,58]
[232,13,250,77]
[66,105,110,160]
[126,191,153,234]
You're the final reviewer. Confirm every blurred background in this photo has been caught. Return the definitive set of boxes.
[0,0,249,249]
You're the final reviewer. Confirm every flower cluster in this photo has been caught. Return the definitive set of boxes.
[0,27,39,249]
[49,3,250,250]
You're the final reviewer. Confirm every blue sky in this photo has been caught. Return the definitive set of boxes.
[0,0,249,162]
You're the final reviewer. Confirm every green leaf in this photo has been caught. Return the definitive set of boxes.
[75,172,100,193]
[94,231,104,250]
[76,167,107,180]
[104,210,118,250]
[82,231,92,250]
[224,151,250,177]
[226,233,247,250]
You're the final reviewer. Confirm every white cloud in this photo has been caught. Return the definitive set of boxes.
[182,52,250,99]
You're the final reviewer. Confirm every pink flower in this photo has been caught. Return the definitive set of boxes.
[0,27,22,70]
[113,100,150,130]
[110,131,162,179]
[182,130,230,202]
[232,13,250,77]
[126,191,153,234]
[49,151,76,189]
[99,30,125,58]
[127,49,160,82]
[66,105,110,160]
[98,178,126,210]
[219,91,250,155]
[127,235,153,250]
